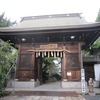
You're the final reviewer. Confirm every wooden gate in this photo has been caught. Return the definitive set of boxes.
[16,43,82,81]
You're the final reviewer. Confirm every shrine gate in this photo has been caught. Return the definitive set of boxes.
[0,13,100,88]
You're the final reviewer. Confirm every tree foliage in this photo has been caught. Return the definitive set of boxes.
[82,37,100,56]
[0,12,16,27]
[0,13,17,97]
[0,40,17,97]
[82,50,91,57]
[83,10,100,56]
[91,37,100,49]
[89,9,100,54]
[95,9,100,22]
[42,57,61,83]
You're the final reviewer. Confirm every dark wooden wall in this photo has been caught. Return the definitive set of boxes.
[64,43,81,81]
[16,44,35,81]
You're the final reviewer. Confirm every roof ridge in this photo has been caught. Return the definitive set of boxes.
[21,13,82,22]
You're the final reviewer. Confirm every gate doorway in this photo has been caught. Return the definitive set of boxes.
[42,57,61,84]
[35,51,62,85]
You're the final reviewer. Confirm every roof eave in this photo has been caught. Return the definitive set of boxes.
[0,22,100,33]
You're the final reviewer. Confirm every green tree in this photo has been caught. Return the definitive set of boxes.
[42,57,61,83]
[0,12,16,27]
[0,13,17,97]
[0,40,17,97]
[89,37,100,55]
[83,10,100,56]
[82,50,91,57]
[89,9,100,54]
[93,9,100,49]
[91,37,100,49]
[82,37,100,56]
[95,9,100,22]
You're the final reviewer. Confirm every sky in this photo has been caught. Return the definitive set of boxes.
[0,0,100,22]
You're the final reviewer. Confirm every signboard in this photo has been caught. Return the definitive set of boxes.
[40,44,58,49]
[67,72,71,76]
[81,69,86,95]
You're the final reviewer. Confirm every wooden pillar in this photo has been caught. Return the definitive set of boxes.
[31,52,35,79]
[37,57,43,83]
[16,44,21,79]
[78,43,83,69]
[62,45,67,81]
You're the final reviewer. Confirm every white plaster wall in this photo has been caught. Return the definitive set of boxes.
[94,64,100,81]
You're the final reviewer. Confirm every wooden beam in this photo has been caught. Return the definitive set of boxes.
[27,49,71,53]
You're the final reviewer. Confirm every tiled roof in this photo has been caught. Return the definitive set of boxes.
[12,13,87,29]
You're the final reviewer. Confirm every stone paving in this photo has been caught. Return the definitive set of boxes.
[0,95,85,100]
[83,95,100,100]
[3,82,100,100]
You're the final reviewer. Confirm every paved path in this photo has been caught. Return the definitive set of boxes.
[6,82,100,94]
[6,82,88,94]
[4,82,100,100]
[0,95,85,100]
[83,95,100,100]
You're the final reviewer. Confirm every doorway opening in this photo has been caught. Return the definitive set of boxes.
[42,57,62,84]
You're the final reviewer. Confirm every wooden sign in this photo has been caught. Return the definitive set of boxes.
[40,44,58,49]
[81,69,86,95]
